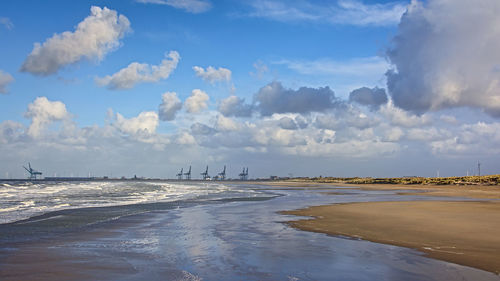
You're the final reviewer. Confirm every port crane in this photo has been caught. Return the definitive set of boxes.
[176,168,183,180]
[200,166,210,180]
[184,166,192,180]
[23,163,42,180]
[217,165,226,180]
[239,167,248,180]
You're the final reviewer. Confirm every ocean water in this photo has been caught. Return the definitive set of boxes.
[0,180,269,225]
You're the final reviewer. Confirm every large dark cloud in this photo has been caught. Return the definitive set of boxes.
[254,81,338,116]
[386,0,500,117]
[349,87,388,110]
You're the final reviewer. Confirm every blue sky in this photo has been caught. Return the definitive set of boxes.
[1,0,500,179]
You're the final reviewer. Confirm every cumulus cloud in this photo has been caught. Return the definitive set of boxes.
[380,102,432,128]
[406,127,449,142]
[190,122,216,135]
[315,114,342,130]
[346,113,379,129]
[0,17,13,30]
[96,51,180,90]
[215,115,240,132]
[0,70,14,94]
[159,91,182,121]
[246,0,406,26]
[380,126,404,142]
[349,87,388,110]
[255,81,338,116]
[114,111,159,137]
[386,0,500,117]
[0,121,24,144]
[278,117,298,130]
[136,0,212,13]
[185,89,209,113]
[295,115,308,129]
[193,66,231,83]
[218,95,253,117]
[25,97,70,138]
[21,6,131,76]
[176,131,196,145]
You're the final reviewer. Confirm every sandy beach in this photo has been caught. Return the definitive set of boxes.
[279,182,500,274]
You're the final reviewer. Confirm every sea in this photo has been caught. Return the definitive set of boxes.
[0,180,271,225]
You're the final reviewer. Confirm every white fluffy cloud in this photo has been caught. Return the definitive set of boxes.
[21,6,131,76]
[0,70,14,94]
[218,95,253,117]
[380,102,432,128]
[24,97,70,138]
[96,51,180,90]
[185,89,209,113]
[114,111,159,137]
[215,115,240,132]
[193,66,231,84]
[159,92,182,121]
[136,0,212,13]
[386,0,500,117]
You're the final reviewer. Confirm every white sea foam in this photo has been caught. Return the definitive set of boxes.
[0,181,263,224]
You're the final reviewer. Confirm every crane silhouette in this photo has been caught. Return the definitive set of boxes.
[239,167,248,180]
[176,168,183,180]
[23,163,42,180]
[184,166,192,180]
[200,166,210,180]
[217,165,226,180]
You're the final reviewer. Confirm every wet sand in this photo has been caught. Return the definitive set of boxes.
[284,200,500,274]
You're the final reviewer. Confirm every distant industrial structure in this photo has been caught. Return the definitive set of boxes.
[213,165,226,180]
[239,167,249,180]
[176,168,183,180]
[184,166,192,180]
[23,163,42,180]
[200,166,210,180]
[16,163,251,181]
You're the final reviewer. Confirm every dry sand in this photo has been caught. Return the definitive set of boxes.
[283,200,500,274]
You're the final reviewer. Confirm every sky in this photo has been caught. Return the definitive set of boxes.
[1,0,500,179]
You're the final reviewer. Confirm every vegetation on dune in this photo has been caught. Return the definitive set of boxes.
[287,175,500,186]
